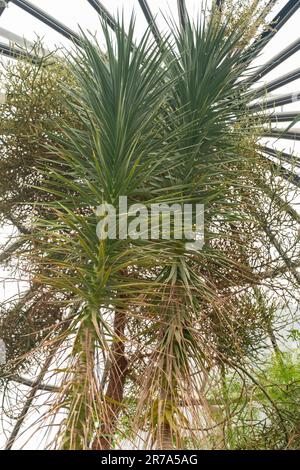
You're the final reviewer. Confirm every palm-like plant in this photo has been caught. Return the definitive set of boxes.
[1,4,299,450]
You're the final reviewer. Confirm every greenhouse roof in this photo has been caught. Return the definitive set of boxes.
[0,0,300,178]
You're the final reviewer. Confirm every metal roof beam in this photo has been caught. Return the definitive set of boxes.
[0,0,8,17]
[249,37,300,86]
[278,167,300,187]
[0,25,35,48]
[254,67,300,98]
[10,0,81,45]
[249,91,300,111]
[264,128,300,141]
[0,40,39,62]
[86,0,135,52]
[268,111,300,122]
[250,0,300,60]
[138,0,163,46]
[86,0,118,33]
[260,149,300,187]
[261,145,300,167]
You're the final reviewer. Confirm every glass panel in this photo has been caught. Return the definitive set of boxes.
[0,2,72,50]
[250,6,300,73]
[29,0,107,47]
[260,136,300,158]
[145,0,180,36]
[100,0,149,42]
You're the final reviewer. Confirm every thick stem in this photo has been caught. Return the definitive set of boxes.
[62,321,97,450]
[157,377,174,450]
[160,421,173,450]
[92,308,128,450]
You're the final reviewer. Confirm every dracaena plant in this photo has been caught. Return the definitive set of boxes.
[1,4,299,450]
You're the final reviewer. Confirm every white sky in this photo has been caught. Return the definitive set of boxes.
[0,0,300,449]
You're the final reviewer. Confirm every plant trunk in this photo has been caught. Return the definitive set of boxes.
[160,421,173,450]
[92,308,128,450]
[62,322,96,450]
